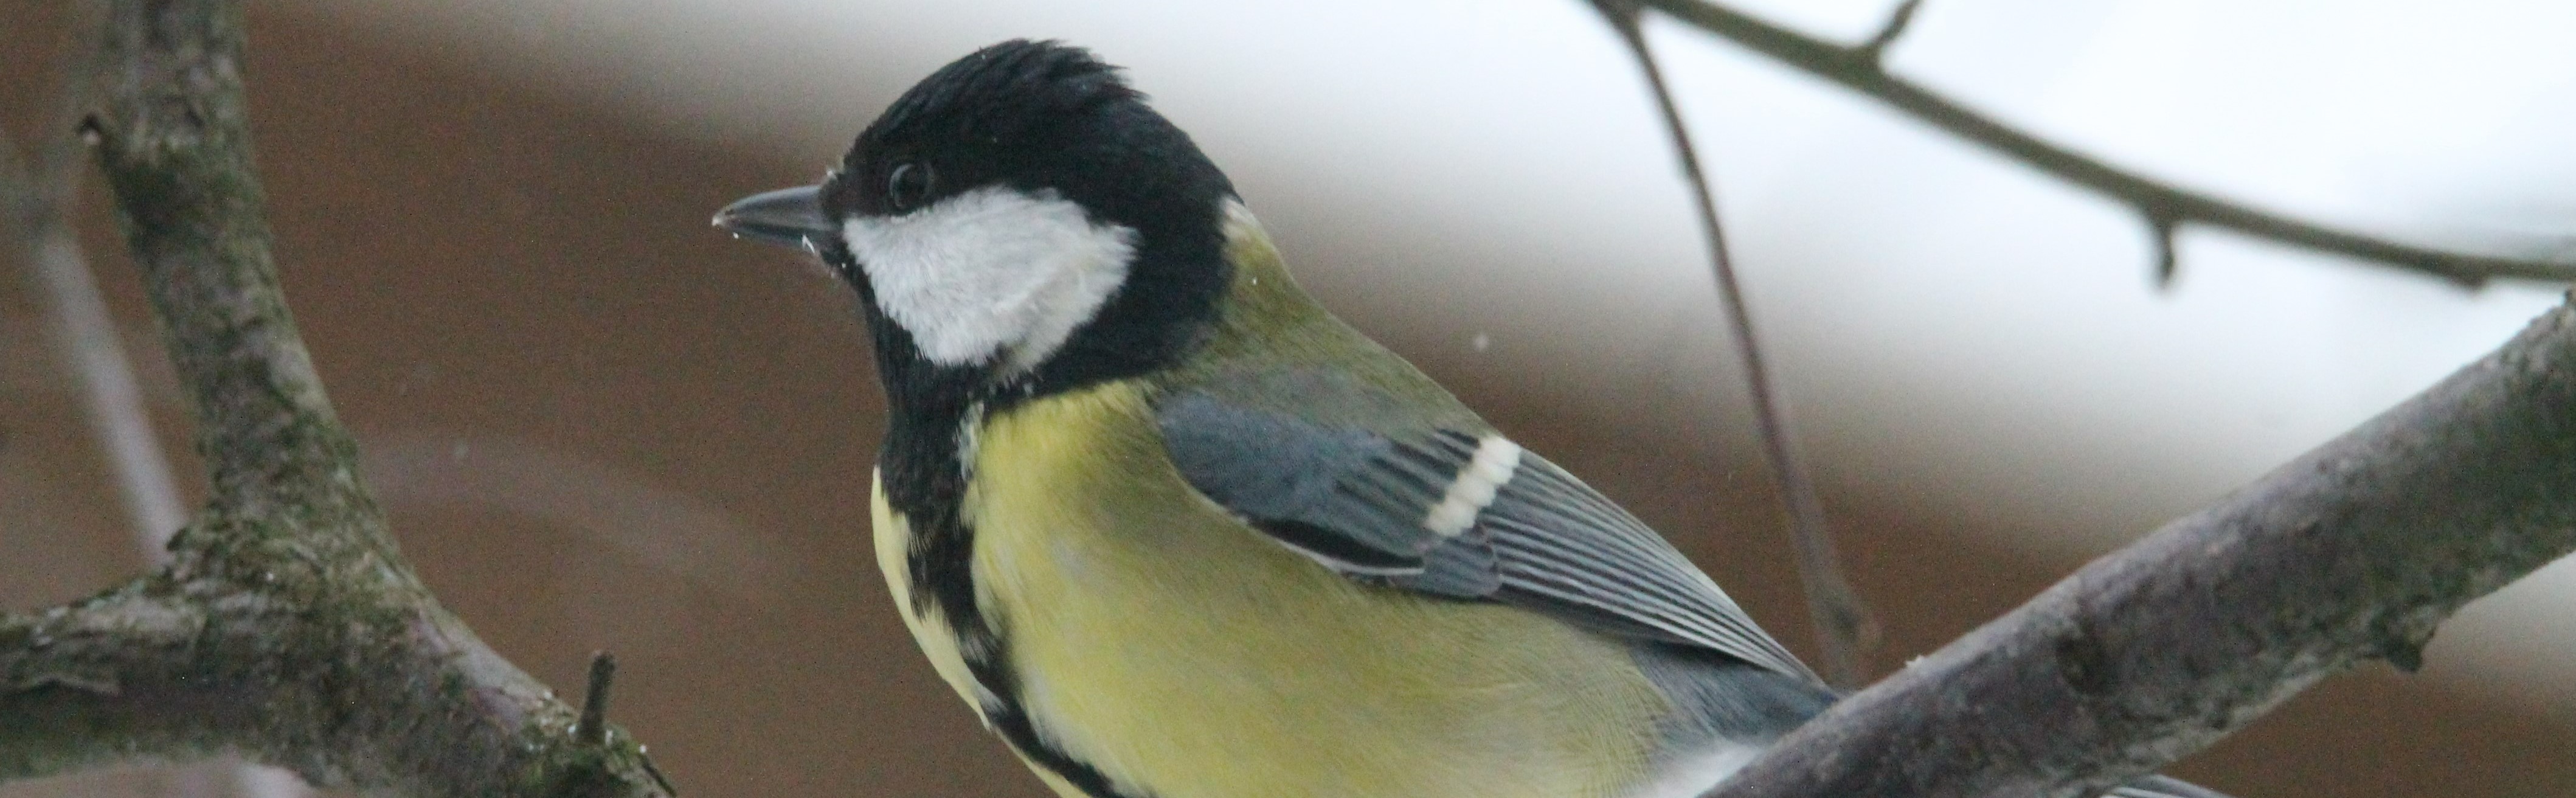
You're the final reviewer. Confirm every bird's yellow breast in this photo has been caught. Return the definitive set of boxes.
[873,381,1671,798]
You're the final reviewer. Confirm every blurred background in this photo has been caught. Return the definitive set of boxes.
[5,0,2572,796]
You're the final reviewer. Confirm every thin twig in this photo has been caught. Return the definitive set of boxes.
[13,182,190,551]
[1635,0,2576,286]
[2148,212,2180,288]
[11,2,191,557]
[1712,296,2576,797]
[1587,0,1877,689]
[578,652,617,747]
[1854,0,1924,67]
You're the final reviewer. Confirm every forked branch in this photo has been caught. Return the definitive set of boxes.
[1709,294,2576,796]
[0,1,676,795]
[1636,0,2576,286]
[1586,3,2576,793]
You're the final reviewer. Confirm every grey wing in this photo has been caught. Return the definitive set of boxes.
[1155,388,1818,682]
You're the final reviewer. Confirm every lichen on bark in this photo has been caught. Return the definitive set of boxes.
[1,1,676,796]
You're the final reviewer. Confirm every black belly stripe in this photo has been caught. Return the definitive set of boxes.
[983,703,1135,798]
[880,394,1148,798]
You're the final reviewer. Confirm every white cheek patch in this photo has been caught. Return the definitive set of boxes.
[842,186,1138,372]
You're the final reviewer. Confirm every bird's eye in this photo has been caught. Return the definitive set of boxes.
[886,162,934,212]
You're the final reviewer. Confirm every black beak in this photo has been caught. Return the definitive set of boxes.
[712,186,833,249]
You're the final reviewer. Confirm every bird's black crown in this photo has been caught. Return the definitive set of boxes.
[865,40,1140,161]
[823,40,1231,230]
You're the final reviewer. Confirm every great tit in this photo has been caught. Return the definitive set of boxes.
[715,39,2229,798]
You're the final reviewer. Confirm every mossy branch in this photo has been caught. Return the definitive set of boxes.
[0,1,676,795]
[1711,297,2576,796]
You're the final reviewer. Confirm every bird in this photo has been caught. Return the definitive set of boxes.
[713,38,2229,798]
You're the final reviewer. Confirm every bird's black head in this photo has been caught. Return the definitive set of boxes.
[718,40,1239,412]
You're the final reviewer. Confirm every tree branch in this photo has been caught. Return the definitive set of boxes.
[1711,295,2576,796]
[1634,0,2576,286]
[0,1,676,795]
[3,0,192,564]
[1852,0,1923,68]
[1587,0,1878,689]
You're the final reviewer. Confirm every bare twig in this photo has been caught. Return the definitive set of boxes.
[1635,0,2576,286]
[2148,212,2180,288]
[578,653,617,747]
[1712,297,2576,797]
[12,162,190,555]
[1588,0,1878,689]
[0,1,675,795]
[4,7,192,558]
[1853,0,1923,67]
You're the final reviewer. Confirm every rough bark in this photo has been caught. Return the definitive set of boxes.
[0,2,676,796]
[1712,298,2576,797]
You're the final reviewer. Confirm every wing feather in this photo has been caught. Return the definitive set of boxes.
[1155,387,1817,682]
